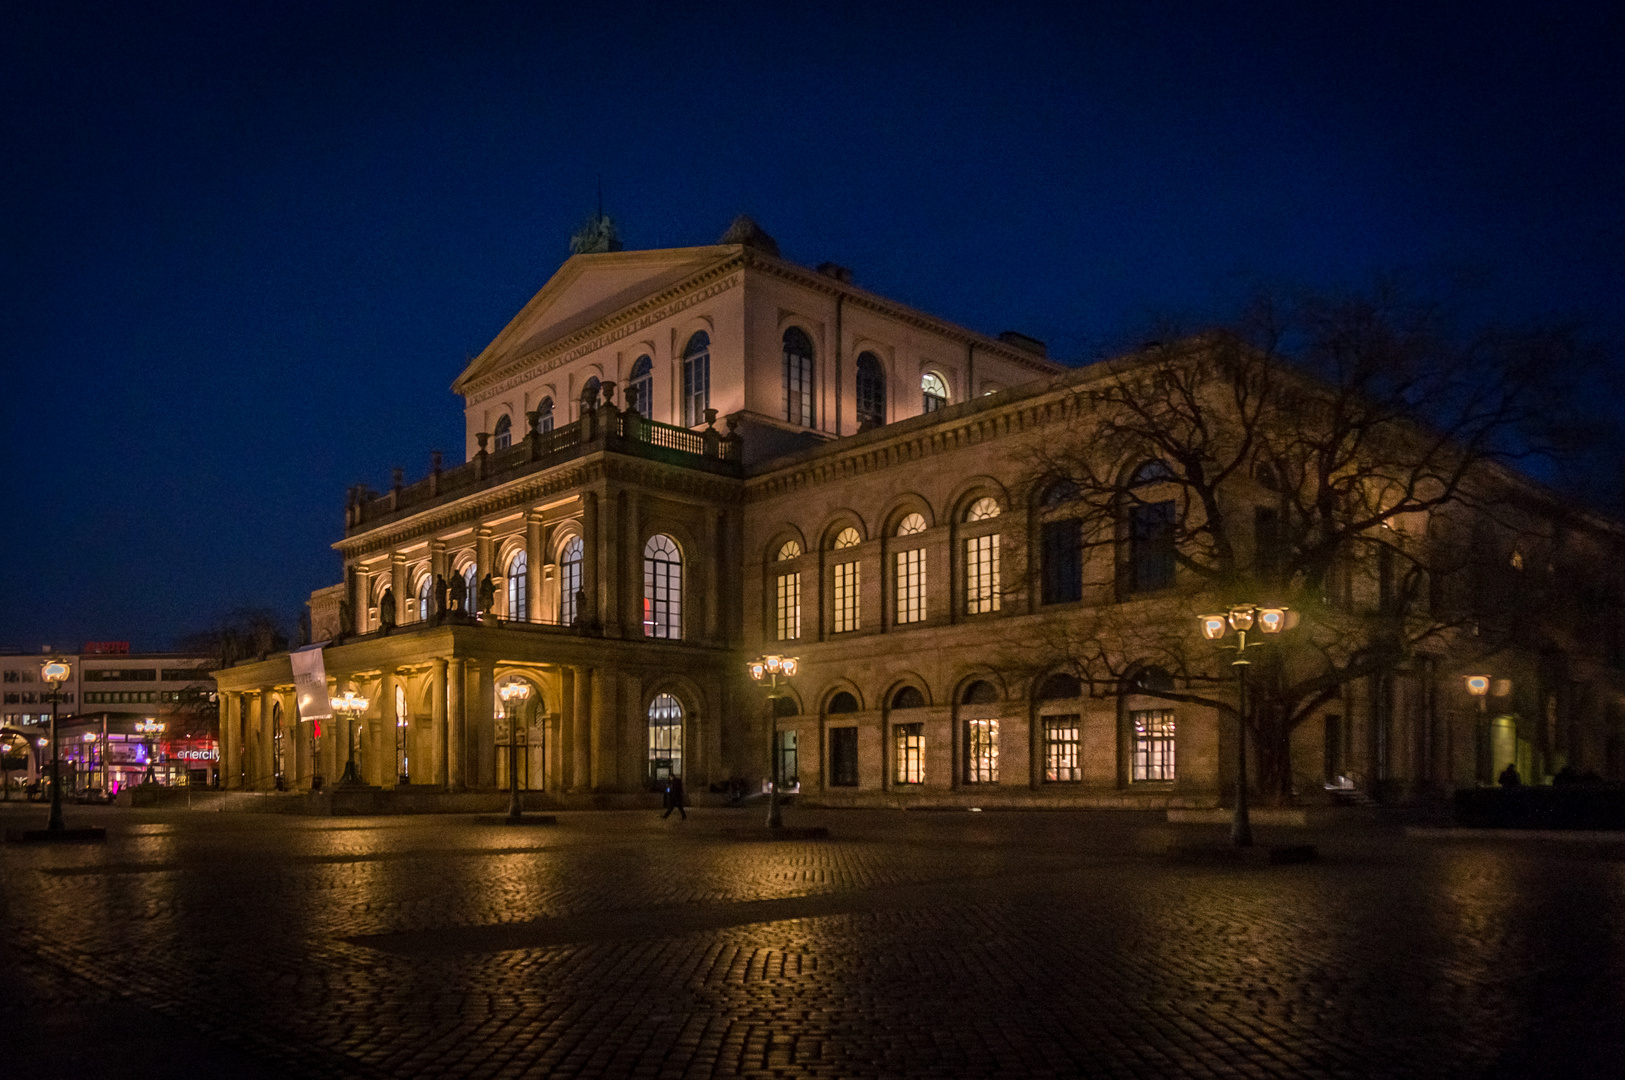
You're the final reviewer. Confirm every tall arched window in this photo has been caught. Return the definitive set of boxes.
[506,550,528,620]
[580,376,601,412]
[492,414,513,450]
[537,396,554,433]
[462,564,477,613]
[682,332,710,426]
[643,534,682,639]
[628,355,653,418]
[560,536,584,625]
[647,693,683,780]
[271,700,284,784]
[395,683,409,783]
[416,575,432,622]
[782,327,815,427]
[856,352,886,430]
[922,372,948,413]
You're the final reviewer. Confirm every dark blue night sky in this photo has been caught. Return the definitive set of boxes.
[2,1,1621,651]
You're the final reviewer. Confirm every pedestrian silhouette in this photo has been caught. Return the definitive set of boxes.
[1498,762,1522,788]
[662,775,686,820]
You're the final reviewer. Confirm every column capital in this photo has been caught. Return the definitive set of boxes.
[429,538,447,554]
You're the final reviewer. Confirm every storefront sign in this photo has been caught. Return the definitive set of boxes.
[292,644,332,720]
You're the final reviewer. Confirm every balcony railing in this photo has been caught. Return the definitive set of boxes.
[346,401,741,533]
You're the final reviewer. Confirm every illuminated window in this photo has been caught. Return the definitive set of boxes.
[965,497,1000,522]
[416,576,432,622]
[896,513,926,536]
[462,564,477,612]
[647,693,683,780]
[777,539,802,560]
[776,572,801,641]
[537,396,554,433]
[559,537,583,625]
[856,352,886,430]
[395,683,409,783]
[682,332,710,425]
[271,700,284,783]
[492,414,512,450]
[894,722,924,784]
[1043,715,1081,782]
[1131,709,1176,781]
[895,549,926,624]
[783,327,815,427]
[628,355,653,419]
[833,527,861,549]
[965,718,998,783]
[643,534,682,639]
[834,561,860,633]
[506,550,528,620]
[965,534,1000,614]
[922,372,948,413]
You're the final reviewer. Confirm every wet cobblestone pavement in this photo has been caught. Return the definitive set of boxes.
[4,805,1624,1078]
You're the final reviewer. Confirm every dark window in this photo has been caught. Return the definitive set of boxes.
[628,355,653,419]
[1378,545,1396,613]
[1130,459,1174,485]
[1041,479,1079,506]
[537,396,554,433]
[682,332,710,425]
[160,669,203,682]
[961,680,998,705]
[827,691,859,714]
[830,727,859,786]
[775,730,799,786]
[891,686,925,710]
[580,376,601,409]
[783,328,815,427]
[86,669,157,681]
[1129,501,1176,592]
[1042,519,1083,604]
[1036,673,1082,700]
[492,414,512,451]
[855,352,886,430]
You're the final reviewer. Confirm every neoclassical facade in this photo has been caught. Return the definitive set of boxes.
[213,220,1625,806]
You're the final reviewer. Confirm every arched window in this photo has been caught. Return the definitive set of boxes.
[896,513,927,536]
[271,700,284,783]
[833,527,861,549]
[682,332,710,426]
[965,497,1001,522]
[894,514,928,624]
[416,576,432,623]
[827,691,859,714]
[783,327,815,427]
[559,536,584,626]
[580,376,601,412]
[922,372,948,413]
[462,564,477,613]
[537,396,554,434]
[647,693,683,780]
[506,550,528,620]
[1041,479,1079,506]
[961,680,999,705]
[891,686,926,709]
[643,534,682,639]
[1130,459,1175,485]
[628,355,653,419]
[856,352,886,430]
[1035,673,1082,700]
[777,539,802,560]
[492,414,512,451]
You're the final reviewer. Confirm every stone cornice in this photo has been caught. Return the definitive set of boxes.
[463,261,745,404]
[336,453,744,559]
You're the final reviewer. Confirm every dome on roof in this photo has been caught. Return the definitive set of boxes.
[718,214,779,257]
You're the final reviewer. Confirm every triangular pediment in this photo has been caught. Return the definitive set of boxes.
[454,246,737,393]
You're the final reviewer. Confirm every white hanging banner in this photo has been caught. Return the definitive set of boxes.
[291,643,332,720]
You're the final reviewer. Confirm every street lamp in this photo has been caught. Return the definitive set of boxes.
[1465,674,1491,783]
[41,659,71,831]
[747,654,798,829]
[499,679,532,823]
[1198,605,1297,847]
[330,690,369,785]
[135,719,165,784]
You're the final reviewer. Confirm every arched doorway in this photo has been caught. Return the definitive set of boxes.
[647,693,684,785]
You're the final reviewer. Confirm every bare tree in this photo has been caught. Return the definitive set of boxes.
[1007,286,1604,801]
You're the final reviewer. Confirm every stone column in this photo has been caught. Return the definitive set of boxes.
[472,662,496,788]
[391,551,408,623]
[381,669,399,788]
[219,693,237,789]
[258,689,275,789]
[592,666,614,791]
[447,659,466,792]
[559,666,576,790]
[623,490,641,633]
[527,513,545,622]
[431,658,448,788]
[581,492,599,629]
[476,526,494,588]
[572,666,592,792]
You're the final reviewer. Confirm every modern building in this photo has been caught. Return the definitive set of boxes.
[212,217,1625,806]
[0,645,218,793]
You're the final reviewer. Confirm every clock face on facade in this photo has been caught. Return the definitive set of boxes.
[41,660,70,683]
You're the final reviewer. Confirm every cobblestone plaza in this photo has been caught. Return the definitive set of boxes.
[5,806,1624,1079]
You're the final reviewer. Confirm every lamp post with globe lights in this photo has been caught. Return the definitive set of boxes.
[41,659,71,831]
[330,690,369,785]
[1199,605,1297,847]
[499,680,532,823]
[747,654,798,829]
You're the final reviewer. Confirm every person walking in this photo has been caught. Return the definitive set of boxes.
[662,774,686,820]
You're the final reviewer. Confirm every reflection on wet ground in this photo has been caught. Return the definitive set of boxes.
[4,804,1624,1078]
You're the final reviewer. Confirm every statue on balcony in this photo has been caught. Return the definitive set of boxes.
[448,570,467,615]
[478,573,497,617]
[378,588,397,634]
[433,574,449,621]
